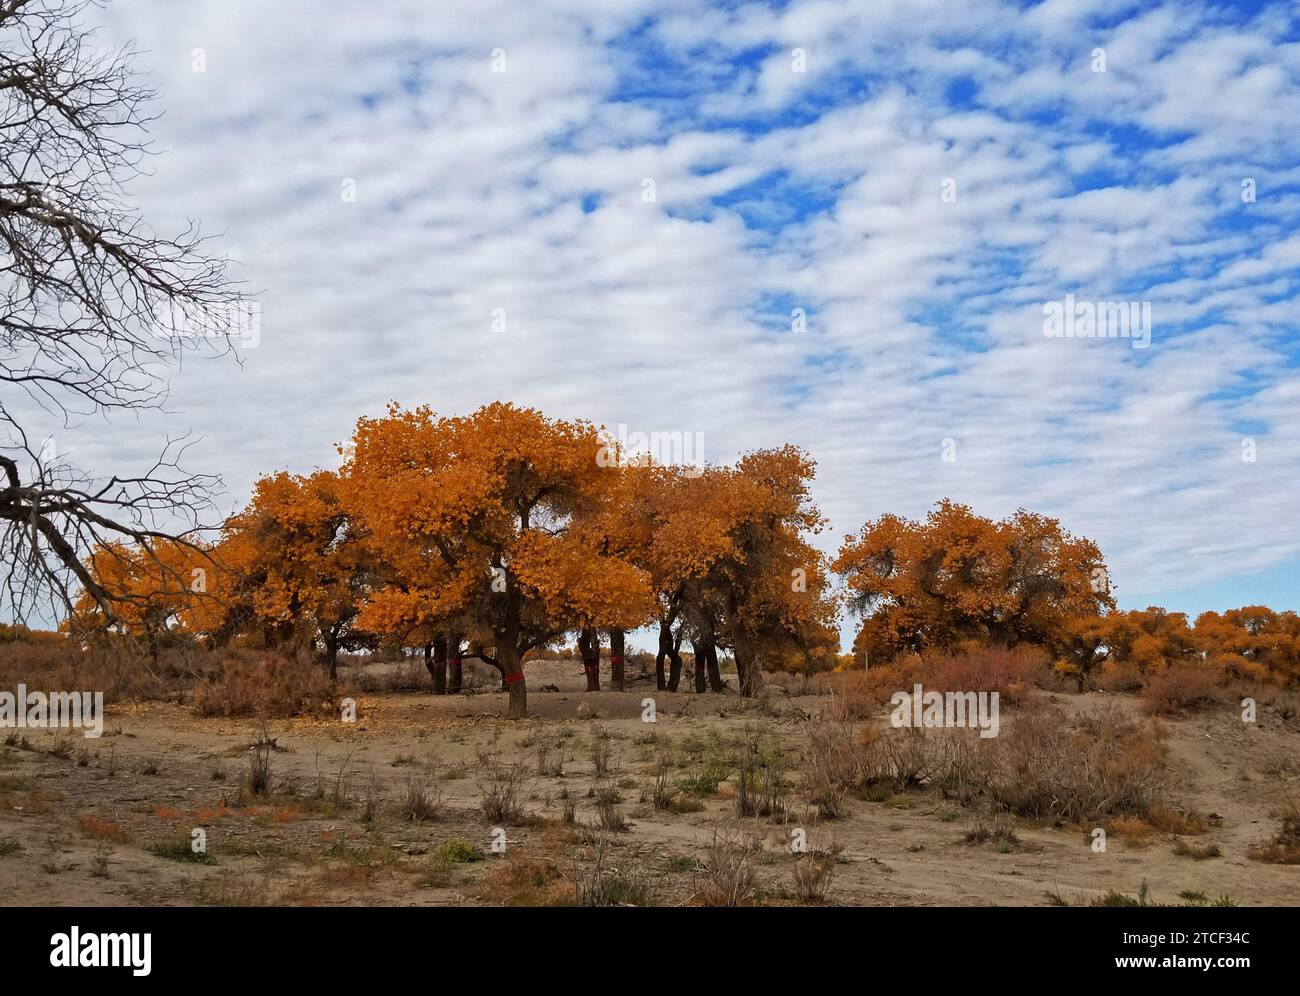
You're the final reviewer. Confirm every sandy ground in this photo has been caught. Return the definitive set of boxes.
[1,658,1297,907]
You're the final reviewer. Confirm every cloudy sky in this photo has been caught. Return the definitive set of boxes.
[54,0,1300,620]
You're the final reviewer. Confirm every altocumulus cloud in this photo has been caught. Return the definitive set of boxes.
[30,0,1300,617]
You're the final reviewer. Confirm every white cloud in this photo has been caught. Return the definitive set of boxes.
[21,0,1297,625]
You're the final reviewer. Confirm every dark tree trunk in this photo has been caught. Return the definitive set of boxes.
[692,637,707,693]
[425,636,448,694]
[655,619,673,690]
[501,644,526,719]
[706,643,724,692]
[733,631,761,697]
[325,629,340,682]
[609,628,625,692]
[667,625,685,691]
[727,590,762,697]
[578,627,600,691]
[667,650,682,692]
[432,634,447,694]
[447,633,463,693]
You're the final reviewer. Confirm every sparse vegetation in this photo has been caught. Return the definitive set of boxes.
[1248,799,1300,865]
[698,833,756,907]
[478,762,530,825]
[148,833,216,865]
[400,774,441,824]
[434,837,485,863]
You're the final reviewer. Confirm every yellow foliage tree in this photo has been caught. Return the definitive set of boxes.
[339,402,654,718]
[219,470,370,678]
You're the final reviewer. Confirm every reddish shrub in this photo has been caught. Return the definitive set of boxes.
[915,646,1046,705]
[1140,666,1218,716]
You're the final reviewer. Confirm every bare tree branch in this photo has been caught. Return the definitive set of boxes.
[0,0,243,623]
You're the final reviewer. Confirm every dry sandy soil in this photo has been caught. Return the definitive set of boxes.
[1,658,1297,906]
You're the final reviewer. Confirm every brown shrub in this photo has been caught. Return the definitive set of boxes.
[1107,816,1153,842]
[0,638,145,702]
[986,703,1169,822]
[1248,799,1300,864]
[822,667,902,720]
[801,721,862,817]
[1098,659,1144,693]
[698,833,755,907]
[825,647,1046,720]
[1148,807,1208,834]
[574,837,656,906]
[790,851,838,903]
[915,646,1046,705]
[191,652,336,718]
[484,856,575,906]
[478,762,530,825]
[400,774,441,824]
[1171,838,1221,860]
[1140,666,1219,716]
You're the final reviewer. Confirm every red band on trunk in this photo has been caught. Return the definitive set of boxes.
[450,657,461,665]
[611,656,624,664]
[505,670,525,685]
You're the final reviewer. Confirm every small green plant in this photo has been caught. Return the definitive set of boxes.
[148,833,216,865]
[678,760,727,798]
[434,837,485,863]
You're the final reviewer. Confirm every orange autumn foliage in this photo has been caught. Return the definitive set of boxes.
[339,401,655,717]
[834,500,1112,674]
[219,469,369,673]
[71,400,1300,720]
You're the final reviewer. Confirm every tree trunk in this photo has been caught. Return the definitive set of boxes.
[325,630,340,682]
[655,637,667,690]
[425,636,448,694]
[706,642,724,692]
[501,644,527,719]
[609,628,625,692]
[578,627,600,691]
[692,637,707,693]
[447,633,463,693]
[733,629,762,697]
